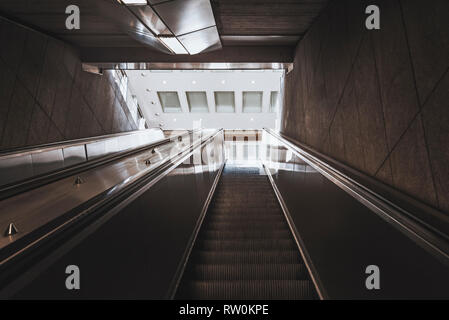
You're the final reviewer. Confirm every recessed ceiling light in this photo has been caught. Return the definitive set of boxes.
[192,80,196,84]
[119,0,147,5]
[173,118,177,122]
[250,118,254,121]
[162,80,167,84]
[221,80,226,84]
[251,80,256,84]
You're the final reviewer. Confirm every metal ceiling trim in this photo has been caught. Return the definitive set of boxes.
[95,0,172,53]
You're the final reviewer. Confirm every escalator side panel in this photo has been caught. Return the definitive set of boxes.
[266,154,449,299]
[9,144,223,299]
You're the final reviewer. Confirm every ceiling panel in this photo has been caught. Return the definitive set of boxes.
[0,0,167,49]
[153,0,216,36]
[221,35,300,46]
[178,26,221,55]
[148,0,170,5]
[0,0,330,62]
[63,34,145,47]
[212,0,329,36]
[128,5,172,36]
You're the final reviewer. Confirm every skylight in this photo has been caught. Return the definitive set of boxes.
[214,92,235,113]
[158,92,182,113]
[270,91,280,113]
[243,92,263,113]
[186,92,209,113]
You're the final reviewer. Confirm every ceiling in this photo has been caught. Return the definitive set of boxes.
[126,70,283,130]
[213,0,328,46]
[0,0,329,65]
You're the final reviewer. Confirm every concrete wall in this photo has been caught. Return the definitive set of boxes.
[0,17,138,151]
[281,0,449,213]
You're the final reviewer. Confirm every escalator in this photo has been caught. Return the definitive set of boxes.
[176,165,318,299]
[1,129,448,299]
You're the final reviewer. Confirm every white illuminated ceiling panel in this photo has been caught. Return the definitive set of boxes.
[243,92,263,113]
[158,92,182,113]
[215,92,235,113]
[187,92,209,113]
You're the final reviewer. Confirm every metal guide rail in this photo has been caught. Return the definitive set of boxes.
[0,129,220,262]
[0,128,225,299]
[262,128,449,298]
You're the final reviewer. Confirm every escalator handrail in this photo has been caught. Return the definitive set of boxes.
[0,128,184,157]
[0,129,223,273]
[263,128,449,263]
[0,129,200,200]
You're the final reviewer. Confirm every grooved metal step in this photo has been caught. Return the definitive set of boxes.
[210,208,282,215]
[176,165,317,300]
[189,264,309,280]
[182,280,317,300]
[194,250,302,264]
[205,221,288,231]
[201,230,292,240]
[198,239,298,251]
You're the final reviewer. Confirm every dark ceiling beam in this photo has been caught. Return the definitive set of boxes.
[79,46,295,63]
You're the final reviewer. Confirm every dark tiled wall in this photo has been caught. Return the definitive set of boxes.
[281,0,449,213]
[0,18,138,151]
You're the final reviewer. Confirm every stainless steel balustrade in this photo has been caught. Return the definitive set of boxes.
[261,128,449,298]
[0,129,225,299]
[0,129,219,253]
[0,128,167,188]
[262,128,449,260]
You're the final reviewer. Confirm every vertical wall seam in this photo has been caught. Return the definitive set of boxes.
[27,37,50,146]
[351,68,367,172]
[77,72,105,134]
[371,31,394,181]
[419,66,449,110]
[326,31,365,136]
[399,0,440,208]
[0,23,28,148]
[60,44,76,141]
[0,62,18,147]
[418,114,440,207]
[373,109,421,181]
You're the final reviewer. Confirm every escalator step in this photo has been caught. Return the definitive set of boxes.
[176,165,317,300]
[213,199,279,204]
[216,189,273,194]
[212,204,279,209]
[182,280,317,300]
[211,208,282,215]
[198,239,298,251]
[206,218,285,225]
[205,221,288,231]
[189,264,309,280]
[194,250,302,264]
[201,229,291,240]
[209,214,282,220]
